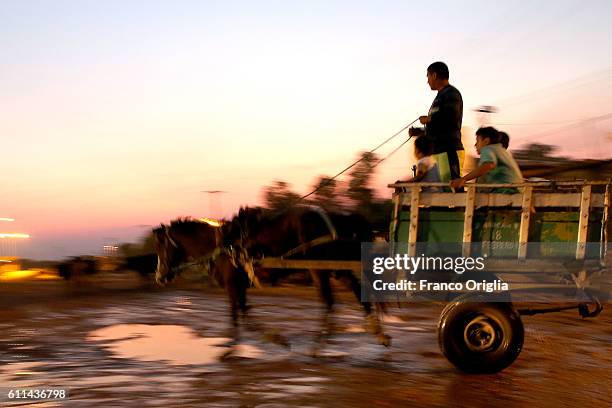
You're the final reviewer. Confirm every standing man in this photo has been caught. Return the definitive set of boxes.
[409,62,464,182]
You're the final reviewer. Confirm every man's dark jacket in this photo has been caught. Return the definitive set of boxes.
[425,84,464,154]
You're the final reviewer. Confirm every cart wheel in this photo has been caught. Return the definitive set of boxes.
[438,301,524,374]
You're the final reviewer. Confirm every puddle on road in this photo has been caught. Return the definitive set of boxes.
[87,324,262,365]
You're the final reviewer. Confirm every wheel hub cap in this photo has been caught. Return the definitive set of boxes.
[464,316,497,351]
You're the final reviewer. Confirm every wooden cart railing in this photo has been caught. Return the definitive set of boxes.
[389,181,611,260]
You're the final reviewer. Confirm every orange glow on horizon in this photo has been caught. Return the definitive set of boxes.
[0,233,30,239]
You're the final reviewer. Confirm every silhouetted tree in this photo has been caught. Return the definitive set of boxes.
[118,243,140,258]
[118,232,156,257]
[513,143,560,161]
[347,151,377,212]
[262,180,301,212]
[310,175,344,212]
[140,233,156,253]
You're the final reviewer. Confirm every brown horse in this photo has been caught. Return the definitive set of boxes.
[153,218,250,338]
[224,205,390,347]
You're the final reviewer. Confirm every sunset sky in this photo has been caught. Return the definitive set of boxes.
[2,0,612,259]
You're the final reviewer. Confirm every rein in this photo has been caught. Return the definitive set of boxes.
[238,204,339,260]
[164,225,178,248]
[281,234,336,258]
[280,206,338,258]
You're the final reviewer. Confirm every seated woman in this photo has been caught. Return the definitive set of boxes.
[450,127,522,193]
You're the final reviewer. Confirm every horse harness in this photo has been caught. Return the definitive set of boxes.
[163,225,261,288]
[237,205,339,259]
[163,206,342,287]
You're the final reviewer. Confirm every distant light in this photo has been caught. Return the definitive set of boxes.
[0,259,13,263]
[0,218,15,222]
[0,233,30,239]
[0,270,40,281]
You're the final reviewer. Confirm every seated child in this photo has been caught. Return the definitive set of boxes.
[396,136,440,188]
[450,127,522,192]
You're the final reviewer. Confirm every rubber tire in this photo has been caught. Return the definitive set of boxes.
[438,301,524,374]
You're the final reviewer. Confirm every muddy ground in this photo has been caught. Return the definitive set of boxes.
[1,273,611,407]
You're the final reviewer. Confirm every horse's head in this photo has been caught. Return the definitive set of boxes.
[154,218,222,285]
[153,225,184,285]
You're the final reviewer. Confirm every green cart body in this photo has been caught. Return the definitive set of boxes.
[389,181,610,261]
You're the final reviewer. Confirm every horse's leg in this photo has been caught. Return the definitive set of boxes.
[319,269,335,330]
[227,285,240,343]
[238,267,249,318]
[236,266,289,348]
[220,291,239,359]
[203,256,238,359]
[215,256,240,345]
[236,263,254,331]
[310,269,336,355]
[342,271,391,347]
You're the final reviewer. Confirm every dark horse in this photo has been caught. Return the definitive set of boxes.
[153,218,251,338]
[58,256,98,280]
[224,205,390,346]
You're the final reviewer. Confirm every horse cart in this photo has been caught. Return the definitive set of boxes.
[256,180,611,373]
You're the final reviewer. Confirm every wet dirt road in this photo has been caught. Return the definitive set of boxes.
[1,278,611,407]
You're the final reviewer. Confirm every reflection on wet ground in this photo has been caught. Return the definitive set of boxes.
[88,324,262,365]
[0,281,611,407]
